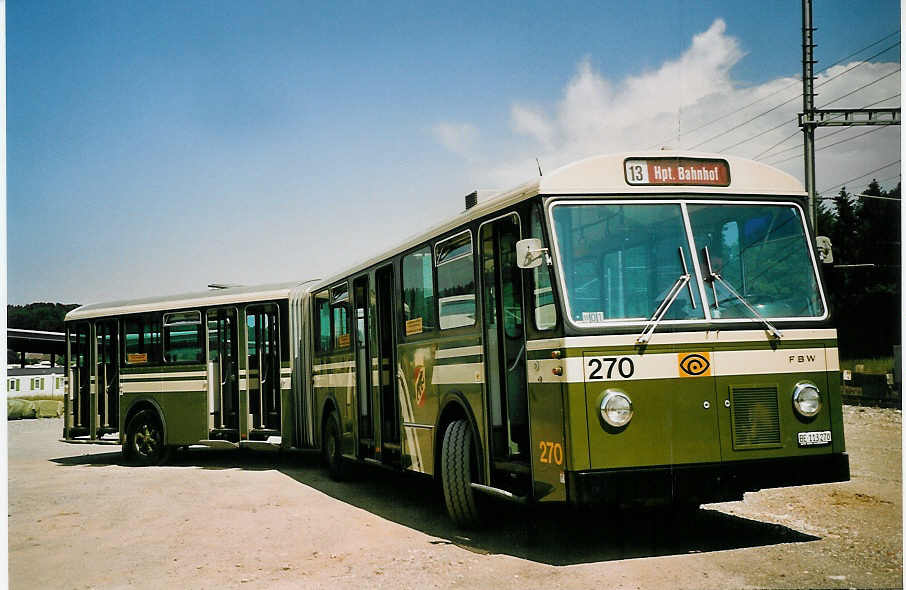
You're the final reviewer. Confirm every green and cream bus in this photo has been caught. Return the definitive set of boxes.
[64,152,849,526]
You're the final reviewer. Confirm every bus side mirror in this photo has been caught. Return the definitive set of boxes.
[516,238,546,269]
[816,236,833,264]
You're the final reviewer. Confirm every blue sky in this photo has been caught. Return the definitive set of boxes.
[7,1,901,304]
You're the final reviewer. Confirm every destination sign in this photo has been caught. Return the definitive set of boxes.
[624,157,730,187]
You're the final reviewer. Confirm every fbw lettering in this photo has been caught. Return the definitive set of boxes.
[789,354,816,363]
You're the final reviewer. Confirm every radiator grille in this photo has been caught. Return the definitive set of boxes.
[731,386,781,449]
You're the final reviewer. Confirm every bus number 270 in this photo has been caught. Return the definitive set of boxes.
[539,441,563,465]
[587,357,635,380]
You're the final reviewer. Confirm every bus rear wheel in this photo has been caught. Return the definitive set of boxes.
[441,419,481,528]
[126,409,170,466]
[323,412,347,481]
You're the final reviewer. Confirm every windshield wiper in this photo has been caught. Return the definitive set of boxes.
[637,248,694,345]
[701,246,783,340]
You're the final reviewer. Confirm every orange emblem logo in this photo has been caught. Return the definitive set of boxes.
[678,352,711,377]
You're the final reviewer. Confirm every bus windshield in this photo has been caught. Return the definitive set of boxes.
[687,202,825,320]
[550,200,825,326]
[551,202,704,324]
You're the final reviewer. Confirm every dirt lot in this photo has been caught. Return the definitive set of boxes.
[9,406,902,590]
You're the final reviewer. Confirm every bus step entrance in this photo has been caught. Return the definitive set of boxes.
[249,428,281,441]
[209,428,240,443]
[96,427,119,440]
[492,459,530,474]
[492,458,532,495]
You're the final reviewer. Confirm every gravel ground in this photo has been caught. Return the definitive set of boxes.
[8,406,902,589]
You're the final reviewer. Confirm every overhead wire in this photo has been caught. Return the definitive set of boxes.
[720,65,900,155]
[816,67,901,109]
[766,125,892,165]
[818,159,901,194]
[689,40,900,151]
[754,93,900,161]
[648,30,901,149]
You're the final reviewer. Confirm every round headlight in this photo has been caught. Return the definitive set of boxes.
[793,382,821,418]
[600,390,633,428]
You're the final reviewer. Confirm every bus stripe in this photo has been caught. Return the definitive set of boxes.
[526,329,837,351]
[435,345,483,359]
[529,347,838,383]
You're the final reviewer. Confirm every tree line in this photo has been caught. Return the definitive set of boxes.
[7,302,79,333]
[817,179,901,358]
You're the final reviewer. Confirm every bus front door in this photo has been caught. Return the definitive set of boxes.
[375,264,401,465]
[247,305,281,439]
[207,308,239,441]
[66,322,91,438]
[352,275,375,459]
[479,213,531,495]
[96,320,119,437]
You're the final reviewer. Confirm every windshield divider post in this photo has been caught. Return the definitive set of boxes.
[702,246,720,308]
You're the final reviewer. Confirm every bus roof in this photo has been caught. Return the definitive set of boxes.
[310,151,805,291]
[66,152,805,319]
[65,281,317,321]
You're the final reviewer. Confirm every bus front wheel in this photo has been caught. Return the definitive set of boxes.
[125,409,171,466]
[441,419,481,528]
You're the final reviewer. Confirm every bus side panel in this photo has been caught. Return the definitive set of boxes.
[564,349,591,472]
[120,365,207,445]
[527,379,568,502]
[825,347,846,454]
[312,351,356,456]
[431,335,486,478]
[280,361,293,446]
[397,339,437,475]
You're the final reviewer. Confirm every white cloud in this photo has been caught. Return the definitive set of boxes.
[511,103,555,148]
[433,18,901,196]
[431,122,479,159]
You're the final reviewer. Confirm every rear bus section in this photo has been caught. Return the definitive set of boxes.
[62,284,307,462]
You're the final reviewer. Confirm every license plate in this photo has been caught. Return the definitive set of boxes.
[798,430,832,446]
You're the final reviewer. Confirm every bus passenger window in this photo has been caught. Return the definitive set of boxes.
[314,291,331,352]
[163,310,203,364]
[331,284,351,350]
[436,232,475,330]
[124,314,161,364]
[402,245,435,336]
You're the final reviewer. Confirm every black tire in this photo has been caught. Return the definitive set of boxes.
[125,409,170,466]
[441,419,481,528]
[323,412,347,480]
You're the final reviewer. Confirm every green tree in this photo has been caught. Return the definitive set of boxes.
[7,303,79,332]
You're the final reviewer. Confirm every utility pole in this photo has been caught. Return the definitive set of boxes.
[800,0,900,229]
[802,0,817,227]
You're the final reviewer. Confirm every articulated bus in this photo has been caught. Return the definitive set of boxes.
[64,152,849,526]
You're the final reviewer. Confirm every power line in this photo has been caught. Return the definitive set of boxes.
[817,67,901,109]
[813,41,901,96]
[648,30,900,149]
[874,173,902,186]
[690,41,900,151]
[819,159,901,194]
[754,93,900,160]
[768,125,891,165]
[818,192,901,201]
[723,67,900,156]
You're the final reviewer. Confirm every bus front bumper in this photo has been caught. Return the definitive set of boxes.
[567,452,850,506]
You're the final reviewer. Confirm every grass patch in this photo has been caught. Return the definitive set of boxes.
[840,356,894,375]
[7,394,65,402]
